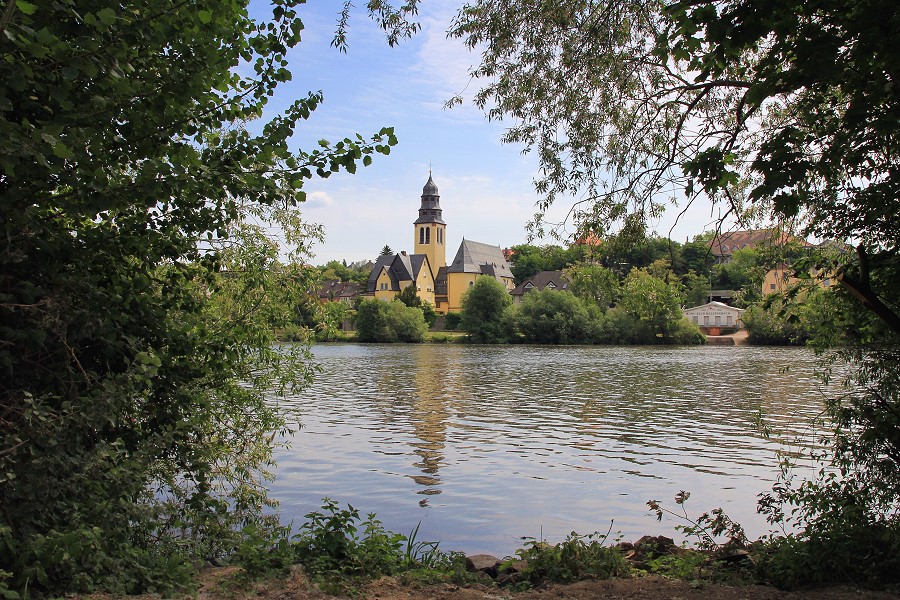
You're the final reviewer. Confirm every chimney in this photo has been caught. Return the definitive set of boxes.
[401,250,407,256]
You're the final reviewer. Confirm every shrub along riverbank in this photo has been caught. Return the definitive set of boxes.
[214,496,900,597]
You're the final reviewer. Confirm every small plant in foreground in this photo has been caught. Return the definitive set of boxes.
[647,491,748,553]
[509,529,629,587]
[290,499,457,591]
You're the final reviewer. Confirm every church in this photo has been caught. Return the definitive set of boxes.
[364,175,514,314]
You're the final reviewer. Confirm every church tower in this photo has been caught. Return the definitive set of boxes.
[413,173,446,271]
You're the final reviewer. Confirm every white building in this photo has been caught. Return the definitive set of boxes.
[683,301,745,330]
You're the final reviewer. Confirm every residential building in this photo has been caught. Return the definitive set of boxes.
[510,271,570,304]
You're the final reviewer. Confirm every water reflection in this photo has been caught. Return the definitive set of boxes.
[272,344,833,556]
[409,344,448,501]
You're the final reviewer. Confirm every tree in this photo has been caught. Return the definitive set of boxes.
[354,298,426,343]
[566,263,619,310]
[380,245,395,256]
[459,277,514,343]
[618,268,684,339]
[515,290,600,344]
[0,0,401,594]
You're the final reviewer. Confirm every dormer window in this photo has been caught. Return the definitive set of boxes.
[524,282,534,289]
[546,282,556,289]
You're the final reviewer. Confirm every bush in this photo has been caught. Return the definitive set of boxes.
[444,312,462,330]
[515,290,601,344]
[354,299,427,343]
[510,532,629,587]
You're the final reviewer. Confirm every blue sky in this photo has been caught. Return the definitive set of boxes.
[256,1,722,265]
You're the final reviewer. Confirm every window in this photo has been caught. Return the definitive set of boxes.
[704,315,710,325]
[379,282,388,290]
[715,315,721,325]
[469,281,474,286]
[437,228,442,244]
[524,282,534,289]
[419,227,424,244]
[824,278,831,287]
[425,227,430,244]
[770,283,776,290]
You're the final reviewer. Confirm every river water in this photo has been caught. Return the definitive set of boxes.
[272,343,832,555]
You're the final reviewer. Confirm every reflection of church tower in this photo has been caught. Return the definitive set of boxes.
[413,174,446,272]
[409,345,449,504]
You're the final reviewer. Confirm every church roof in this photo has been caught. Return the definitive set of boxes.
[365,253,432,293]
[447,239,513,278]
[414,174,445,225]
[422,174,439,196]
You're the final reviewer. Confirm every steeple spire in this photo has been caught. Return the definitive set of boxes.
[415,173,444,225]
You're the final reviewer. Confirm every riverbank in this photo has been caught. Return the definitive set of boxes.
[160,565,900,600]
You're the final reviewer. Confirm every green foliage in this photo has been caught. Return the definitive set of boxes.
[317,302,351,341]
[0,0,399,595]
[566,263,619,310]
[291,500,457,592]
[354,299,427,343]
[617,268,685,339]
[443,312,462,330]
[713,248,765,301]
[682,271,711,308]
[507,244,583,283]
[514,290,600,344]
[752,523,900,590]
[511,532,629,587]
[459,277,515,343]
[648,492,748,553]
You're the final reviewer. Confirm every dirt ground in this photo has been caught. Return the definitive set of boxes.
[193,566,900,600]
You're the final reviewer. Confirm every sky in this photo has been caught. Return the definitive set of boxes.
[252,1,725,266]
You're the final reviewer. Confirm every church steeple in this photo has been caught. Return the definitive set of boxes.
[415,174,445,225]
[413,173,446,270]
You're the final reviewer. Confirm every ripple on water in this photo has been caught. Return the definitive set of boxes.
[271,343,837,556]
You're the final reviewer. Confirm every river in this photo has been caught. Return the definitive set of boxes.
[271,343,832,556]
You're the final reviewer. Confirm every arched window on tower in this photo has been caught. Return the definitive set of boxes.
[437,228,442,244]
[425,227,430,244]
[419,227,424,244]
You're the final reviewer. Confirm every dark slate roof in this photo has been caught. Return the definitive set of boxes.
[316,279,363,300]
[447,239,513,278]
[510,271,570,297]
[414,174,445,225]
[366,253,430,292]
[409,254,432,280]
[366,254,396,293]
[434,266,448,296]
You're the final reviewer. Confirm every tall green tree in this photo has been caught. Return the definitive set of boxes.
[618,268,684,339]
[0,0,402,594]
[459,277,515,343]
[566,263,619,310]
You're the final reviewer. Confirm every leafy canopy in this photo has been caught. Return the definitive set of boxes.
[0,0,405,595]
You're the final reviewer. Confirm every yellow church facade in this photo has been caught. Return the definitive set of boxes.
[365,175,514,314]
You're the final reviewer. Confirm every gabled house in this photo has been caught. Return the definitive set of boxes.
[510,271,570,304]
[709,228,809,264]
[315,280,362,304]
